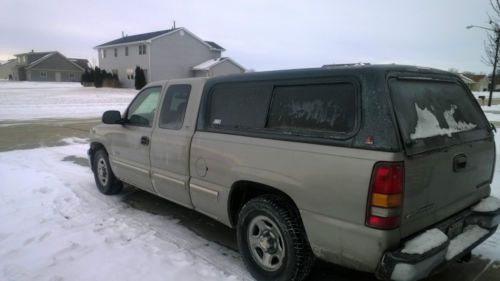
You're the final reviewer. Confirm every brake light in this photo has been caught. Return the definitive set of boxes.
[366,162,404,230]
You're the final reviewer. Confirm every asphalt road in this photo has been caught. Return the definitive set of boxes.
[1,118,499,281]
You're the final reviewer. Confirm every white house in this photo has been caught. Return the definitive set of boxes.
[95,27,245,88]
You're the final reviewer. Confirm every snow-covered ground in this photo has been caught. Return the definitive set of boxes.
[0,138,250,281]
[0,81,136,121]
[0,82,498,280]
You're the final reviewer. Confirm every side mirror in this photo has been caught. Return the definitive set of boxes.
[491,122,497,134]
[102,110,123,124]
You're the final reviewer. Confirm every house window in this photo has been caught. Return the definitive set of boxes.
[22,56,26,63]
[17,57,21,63]
[40,71,47,80]
[114,48,117,57]
[125,47,129,56]
[102,49,106,58]
[127,68,134,80]
[69,73,75,81]
[139,44,147,55]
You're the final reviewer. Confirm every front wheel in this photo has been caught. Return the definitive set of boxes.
[92,149,123,195]
[237,195,315,281]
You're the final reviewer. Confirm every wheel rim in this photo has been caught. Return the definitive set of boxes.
[96,157,109,186]
[247,215,285,271]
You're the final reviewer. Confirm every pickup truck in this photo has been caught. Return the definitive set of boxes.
[88,65,500,281]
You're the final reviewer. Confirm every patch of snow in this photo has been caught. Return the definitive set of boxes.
[410,104,477,140]
[391,251,444,281]
[473,91,500,99]
[0,81,136,121]
[401,228,448,255]
[472,196,500,212]
[0,142,250,281]
[446,225,489,260]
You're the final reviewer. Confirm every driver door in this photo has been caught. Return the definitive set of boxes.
[109,86,162,193]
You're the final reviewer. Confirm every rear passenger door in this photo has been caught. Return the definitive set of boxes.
[150,83,194,208]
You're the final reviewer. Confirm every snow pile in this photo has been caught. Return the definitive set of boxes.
[0,81,136,121]
[0,140,249,281]
[401,228,448,255]
[410,104,476,140]
[446,226,489,260]
[472,196,500,212]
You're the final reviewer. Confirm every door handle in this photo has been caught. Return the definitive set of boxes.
[453,154,467,172]
[140,136,150,146]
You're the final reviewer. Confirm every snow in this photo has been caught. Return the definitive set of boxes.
[410,104,477,140]
[401,228,448,255]
[0,138,250,281]
[0,82,498,280]
[472,91,500,99]
[192,58,227,71]
[446,226,490,260]
[472,196,500,212]
[0,81,136,121]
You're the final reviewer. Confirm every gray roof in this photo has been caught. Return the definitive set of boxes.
[69,58,90,70]
[204,41,225,51]
[96,29,178,47]
[95,28,225,51]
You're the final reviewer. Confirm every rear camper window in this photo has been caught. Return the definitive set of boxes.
[267,83,356,136]
[208,84,271,130]
[389,78,489,155]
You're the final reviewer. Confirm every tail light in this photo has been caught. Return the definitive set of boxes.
[366,162,404,230]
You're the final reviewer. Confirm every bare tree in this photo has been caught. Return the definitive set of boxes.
[482,0,500,68]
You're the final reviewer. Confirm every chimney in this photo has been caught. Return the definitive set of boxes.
[173,20,176,29]
[122,31,125,38]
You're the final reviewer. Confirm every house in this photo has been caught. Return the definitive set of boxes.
[4,51,89,82]
[0,59,17,80]
[461,73,489,92]
[95,27,245,88]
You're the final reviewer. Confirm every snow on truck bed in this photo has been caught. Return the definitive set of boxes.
[0,81,136,121]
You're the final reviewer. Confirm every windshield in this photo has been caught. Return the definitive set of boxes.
[389,77,489,155]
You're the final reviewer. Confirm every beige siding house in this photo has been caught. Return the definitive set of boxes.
[95,27,245,88]
[3,51,89,82]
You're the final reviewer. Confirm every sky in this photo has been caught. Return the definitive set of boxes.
[0,0,496,73]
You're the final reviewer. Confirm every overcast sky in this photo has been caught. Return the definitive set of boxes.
[0,0,496,73]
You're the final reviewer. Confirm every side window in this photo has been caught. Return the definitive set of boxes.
[208,84,271,129]
[126,87,161,127]
[159,84,191,129]
[267,83,356,135]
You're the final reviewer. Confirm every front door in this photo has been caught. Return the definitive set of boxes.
[109,86,162,193]
[55,72,61,82]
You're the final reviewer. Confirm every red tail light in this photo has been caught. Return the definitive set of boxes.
[366,162,404,230]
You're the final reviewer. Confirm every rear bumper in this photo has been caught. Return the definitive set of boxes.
[376,200,500,281]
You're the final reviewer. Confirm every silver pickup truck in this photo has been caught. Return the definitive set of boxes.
[88,65,500,281]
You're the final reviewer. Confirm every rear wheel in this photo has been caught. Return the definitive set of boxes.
[92,149,122,195]
[237,195,315,281]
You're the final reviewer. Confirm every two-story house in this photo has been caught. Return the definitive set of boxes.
[95,27,245,88]
[3,51,89,82]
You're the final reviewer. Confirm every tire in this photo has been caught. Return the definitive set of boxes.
[237,195,315,281]
[92,149,123,195]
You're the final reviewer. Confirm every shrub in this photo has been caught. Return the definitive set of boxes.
[135,66,146,90]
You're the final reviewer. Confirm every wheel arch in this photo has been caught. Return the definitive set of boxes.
[88,142,108,172]
[227,180,302,228]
